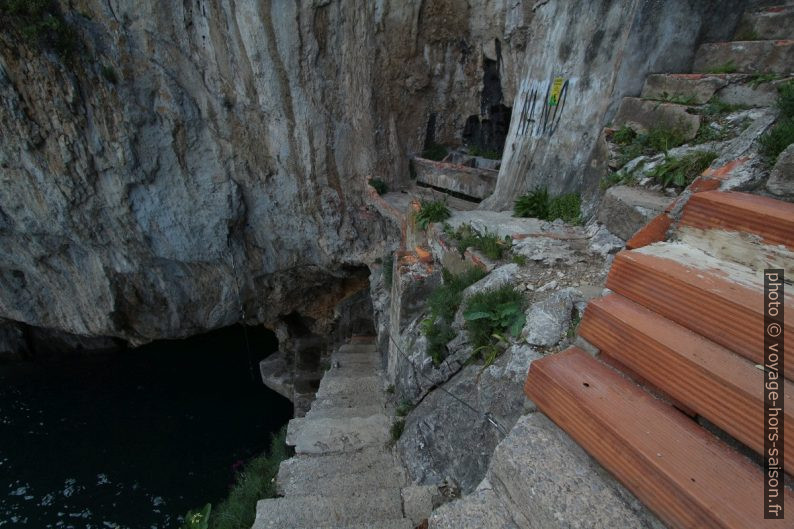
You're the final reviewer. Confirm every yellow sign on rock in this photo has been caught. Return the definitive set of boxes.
[549,77,565,106]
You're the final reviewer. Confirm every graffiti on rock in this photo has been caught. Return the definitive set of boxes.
[515,76,572,138]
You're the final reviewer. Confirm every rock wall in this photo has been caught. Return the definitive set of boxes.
[0,0,530,347]
[483,0,749,211]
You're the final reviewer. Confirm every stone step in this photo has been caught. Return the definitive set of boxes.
[640,72,790,107]
[596,186,673,241]
[278,462,407,496]
[309,383,387,411]
[641,73,728,104]
[679,190,794,250]
[316,375,382,399]
[612,97,700,139]
[305,403,387,420]
[580,293,794,473]
[606,242,794,379]
[524,346,793,529]
[252,490,403,529]
[413,156,498,201]
[332,351,381,366]
[736,5,794,41]
[305,521,414,529]
[693,40,794,74]
[337,343,377,355]
[278,448,402,482]
[428,482,520,529]
[286,414,392,454]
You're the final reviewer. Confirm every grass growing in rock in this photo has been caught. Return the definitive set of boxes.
[707,61,738,74]
[178,426,290,529]
[0,0,78,57]
[395,400,414,417]
[513,187,581,224]
[415,200,451,230]
[648,150,718,188]
[467,145,501,160]
[444,223,509,260]
[390,419,405,442]
[463,286,526,367]
[382,251,394,287]
[421,267,487,366]
[610,125,687,167]
[422,143,449,161]
[760,80,794,162]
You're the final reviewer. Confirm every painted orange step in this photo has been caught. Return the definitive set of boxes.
[680,190,794,249]
[580,294,794,474]
[607,243,793,380]
[525,347,793,529]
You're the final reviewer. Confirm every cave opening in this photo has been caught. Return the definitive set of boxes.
[0,323,293,528]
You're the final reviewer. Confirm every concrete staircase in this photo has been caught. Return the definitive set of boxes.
[525,188,794,528]
[252,338,436,529]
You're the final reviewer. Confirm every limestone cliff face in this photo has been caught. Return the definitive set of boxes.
[484,0,749,211]
[0,0,528,346]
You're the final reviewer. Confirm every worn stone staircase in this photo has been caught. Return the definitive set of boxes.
[526,187,794,528]
[600,3,794,239]
[252,338,437,529]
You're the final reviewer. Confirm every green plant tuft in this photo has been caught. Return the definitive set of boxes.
[701,98,747,117]
[422,143,449,161]
[648,150,718,188]
[463,286,526,364]
[511,253,528,266]
[759,81,794,162]
[513,187,581,224]
[415,200,450,230]
[707,61,738,74]
[0,0,78,57]
[748,73,782,88]
[611,125,687,167]
[444,223,508,260]
[467,145,501,160]
[395,400,414,417]
[656,92,697,105]
[179,426,290,529]
[368,178,388,195]
[421,267,487,366]
[390,419,405,441]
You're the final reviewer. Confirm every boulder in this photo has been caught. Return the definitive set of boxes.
[521,288,581,347]
[597,186,673,241]
[767,144,794,198]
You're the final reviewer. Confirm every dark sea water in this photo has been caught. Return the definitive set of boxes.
[0,326,293,529]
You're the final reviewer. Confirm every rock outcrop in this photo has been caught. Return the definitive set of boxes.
[0,0,532,348]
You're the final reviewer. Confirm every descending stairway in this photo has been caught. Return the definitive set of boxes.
[525,188,794,529]
[252,338,435,529]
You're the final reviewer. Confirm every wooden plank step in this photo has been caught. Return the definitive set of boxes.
[580,293,794,474]
[606,242,793,380]
[680,190,794,250]
[524,347,793,529]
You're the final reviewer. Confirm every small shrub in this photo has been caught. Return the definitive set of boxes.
[513,187,550,219]
[514,187,581,224]
[611,125,637,145]
[182,426,290,529]
[368,178,388,195]
[181,504,211,529]
[422,143,448,161]
[511,253,527,266]
[707,61,738,74]
[415,200,450,230]
[463,286,526,351]
[648,150,718,188]
[101,65,118,84]
[422,267,487,366]
[445,223,508,260]
[390,419,405,441]
[748,73,781,88]
[776,80,794,120]
[1,0,78,57]
[467,145,501,160]
[644,127,687,153]
[395,400,414,417]
[548,193,582,225]
[759,119,794,161]
[701,98,747,117]
[612,126,687,167]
